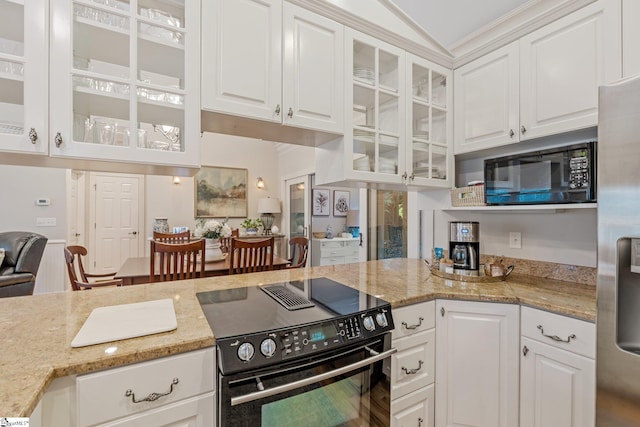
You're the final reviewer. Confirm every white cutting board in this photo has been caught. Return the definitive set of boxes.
[71,299,177,348]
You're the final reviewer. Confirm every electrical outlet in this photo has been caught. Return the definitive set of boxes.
[509,232,522,249]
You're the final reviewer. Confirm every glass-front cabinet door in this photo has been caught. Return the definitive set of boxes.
[348,29,405,184]
[0,0,47,154]
[405,53,452,188]
[49,0,200,167]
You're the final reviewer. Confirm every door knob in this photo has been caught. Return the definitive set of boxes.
[128,231,138,235]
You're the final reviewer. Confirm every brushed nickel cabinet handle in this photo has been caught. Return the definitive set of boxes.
[509,129,514,138]
[409,173,415,181]
[125,378,179,403]
[29,128,38,144]
[523,345,529,356]
[418,417,424,427]
[54,132,63,147]
[537,325,576,343]
[441,307,445,317]
[401,360,424,375]
[521,125,527,134]
[287,107,293,118]
[401,317,424,330]
[275,104,281,116]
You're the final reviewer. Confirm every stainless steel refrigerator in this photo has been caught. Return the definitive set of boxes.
[597,74,640,426]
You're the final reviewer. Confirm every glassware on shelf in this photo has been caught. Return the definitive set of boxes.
[139,22,183,45]
[74,4,129,30]
[93,118,116,145]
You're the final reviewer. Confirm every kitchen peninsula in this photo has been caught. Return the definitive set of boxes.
[0,259,596,420]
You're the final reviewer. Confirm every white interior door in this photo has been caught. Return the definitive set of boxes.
[285,175,310,258]
[89,173,144,274]
[67,171,86,246]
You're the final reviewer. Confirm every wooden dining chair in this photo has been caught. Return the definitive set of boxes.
[228,237,274,275]
[153,230,191,243]
[64,245,123,290]
[286,237,309,269]
[220,228,239,254]
[150,239,205,283]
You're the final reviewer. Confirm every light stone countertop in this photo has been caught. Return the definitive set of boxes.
[0,258,596,418]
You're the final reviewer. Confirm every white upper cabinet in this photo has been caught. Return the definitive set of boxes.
[202,0,282,122]
[316,29,452,188]
[405,53,452,187]
[0,0,48,155]
[454,0,621,155]
[622,0,640,77]
[201,0,343,134]
[282,3,343,133]
[454,42,519,154]
[49,0,201,167]
[519,0,621,141]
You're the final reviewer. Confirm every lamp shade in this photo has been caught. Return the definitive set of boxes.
[257,197,281,214]
[346,210,359,226]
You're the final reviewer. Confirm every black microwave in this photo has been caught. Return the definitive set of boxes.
[484,142,596,205]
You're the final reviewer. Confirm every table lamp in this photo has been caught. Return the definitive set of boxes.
[346,210,360,237]
[257,197,281,235]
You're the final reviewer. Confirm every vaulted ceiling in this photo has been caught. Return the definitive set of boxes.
[390,0,530,48]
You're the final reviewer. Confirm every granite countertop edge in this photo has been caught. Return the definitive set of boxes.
[1,259,595,417]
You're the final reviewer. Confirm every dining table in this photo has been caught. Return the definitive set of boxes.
[115,254,291,285]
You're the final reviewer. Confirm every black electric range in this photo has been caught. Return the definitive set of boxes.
[197,277,394,375]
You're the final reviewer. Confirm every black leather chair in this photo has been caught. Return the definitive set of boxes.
[0,231,48,298]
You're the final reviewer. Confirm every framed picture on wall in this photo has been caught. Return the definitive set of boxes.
[333,190,350,216]
[195,166,248,217]
[312,189,330,216]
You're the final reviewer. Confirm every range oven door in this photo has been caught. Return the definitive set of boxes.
[218,336,395,427]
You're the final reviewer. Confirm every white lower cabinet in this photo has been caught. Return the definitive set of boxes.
[311,237,359,266]
[389,301,436,427]
[435,300,520,427]
[36,348,215,427]
[520,307,595,427]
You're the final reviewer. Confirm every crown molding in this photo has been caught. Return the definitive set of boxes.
[450,0,596,68]
[287,0,455,67]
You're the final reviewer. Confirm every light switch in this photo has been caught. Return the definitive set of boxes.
[36,217,56,227]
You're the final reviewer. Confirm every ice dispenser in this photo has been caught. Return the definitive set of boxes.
[616,238,640,353]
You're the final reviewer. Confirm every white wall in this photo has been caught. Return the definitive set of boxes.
[0,165,67,240]
[419,190,597,267]
[145,133,282,237]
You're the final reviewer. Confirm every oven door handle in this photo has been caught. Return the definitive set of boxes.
[230,347,397,406]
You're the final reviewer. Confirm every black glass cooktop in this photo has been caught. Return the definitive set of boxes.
[197,277,389,339]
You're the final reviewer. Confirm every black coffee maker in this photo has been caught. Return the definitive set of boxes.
[449,221,480,275]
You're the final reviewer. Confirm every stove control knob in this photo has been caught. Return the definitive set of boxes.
[376,312,388,327]
[363,316,376,332]
[237,342,255,362]
[260,338,277,358]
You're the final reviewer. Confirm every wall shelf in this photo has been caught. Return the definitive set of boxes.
[444,203,597,213]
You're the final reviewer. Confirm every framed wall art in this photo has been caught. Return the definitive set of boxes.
[333,190,350,217]
[312,189,330,216]
[195,166,248,218]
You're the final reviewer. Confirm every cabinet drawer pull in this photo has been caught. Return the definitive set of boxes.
[509,129,514,138]
[275,104,281,116]
[523,345,529,356]
[29,128,38,144]
[401,317,424,330]
[401,360,424,375]
[125,378,179,403]
[521,125,527,134]
[54,132,63,148]
[537,325,576,343]
[288,107,293,118]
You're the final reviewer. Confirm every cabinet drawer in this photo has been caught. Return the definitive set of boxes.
[392,301,436,340]
[320,240,345,249]
[390,329,435,400]
[319,256,345,266]
[390,384,434,427]
[77,348,215,426]
[521,307,595,359]
[345,240,359,249]
[320,246,352,257]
